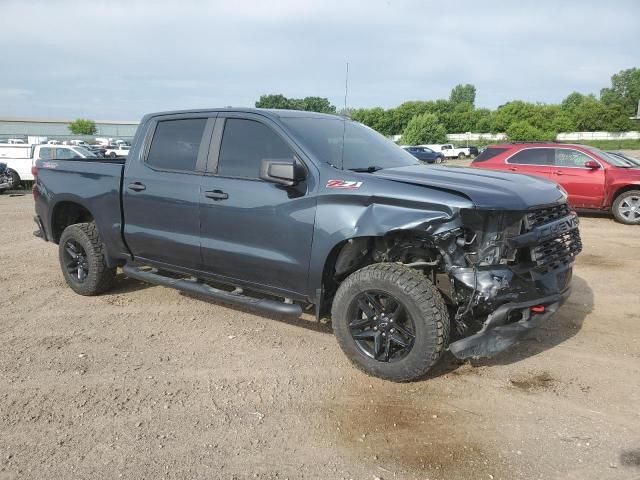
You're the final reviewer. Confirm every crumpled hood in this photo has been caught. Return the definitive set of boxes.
[374,165,566,210]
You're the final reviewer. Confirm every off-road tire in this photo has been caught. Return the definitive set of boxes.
[331,263,450,382]
[58,222,116,295]
[612,190,640,225]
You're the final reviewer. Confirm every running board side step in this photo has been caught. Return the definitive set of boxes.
[122,264,303,318]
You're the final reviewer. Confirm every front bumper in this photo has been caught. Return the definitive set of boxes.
[448,287,571,359]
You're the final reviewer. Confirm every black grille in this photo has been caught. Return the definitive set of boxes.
[526,204,571,229]
[531,229,582,272]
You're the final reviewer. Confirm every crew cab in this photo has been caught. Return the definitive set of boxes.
[472,143,640,225]
[33,109,582,382]
[0,143,99,187]
[423,143,472,159]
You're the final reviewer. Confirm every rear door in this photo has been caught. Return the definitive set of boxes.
[123,115,215,270]
[504,147,555,179]
[199,113,317,295]
[551,148,605,208]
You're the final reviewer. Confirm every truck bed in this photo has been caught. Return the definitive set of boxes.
[34,159,128,259]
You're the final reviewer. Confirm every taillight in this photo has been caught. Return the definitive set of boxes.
[31,166,38,177]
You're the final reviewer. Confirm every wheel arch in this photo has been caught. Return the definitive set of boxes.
[50,200,95,244]
[610,183,640,208]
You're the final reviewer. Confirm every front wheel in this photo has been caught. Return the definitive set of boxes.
[612,190,640,225]
[58,222,116,295]
[331,263,450,382]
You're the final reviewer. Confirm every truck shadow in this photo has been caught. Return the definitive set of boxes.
[427,274,593,378]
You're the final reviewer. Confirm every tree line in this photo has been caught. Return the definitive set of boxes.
[255,68,640,144]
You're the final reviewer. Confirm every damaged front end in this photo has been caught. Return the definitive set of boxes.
[435,203,582,359]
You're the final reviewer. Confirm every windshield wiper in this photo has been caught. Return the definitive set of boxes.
[349,166,384,173]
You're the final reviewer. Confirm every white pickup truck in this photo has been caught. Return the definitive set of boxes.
[421,143,471,159]
[0,144,98,187]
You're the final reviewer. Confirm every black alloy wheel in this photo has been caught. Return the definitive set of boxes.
[348,290,416,362]
[62,239,90,283]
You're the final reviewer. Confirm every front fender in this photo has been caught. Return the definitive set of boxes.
[306,182,471,299]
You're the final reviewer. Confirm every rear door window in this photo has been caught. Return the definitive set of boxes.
[216,119,294,179]
[473,147,508,162]
[554,149,593,168]
[55,148,81,160]
[147,118,207,172]
[507,148,554,165]
[38,147,53,160]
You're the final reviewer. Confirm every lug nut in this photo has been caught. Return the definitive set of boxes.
[373,326,377,331]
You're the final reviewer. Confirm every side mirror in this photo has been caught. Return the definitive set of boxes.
[260,158,306,186]
[584,160,600,169]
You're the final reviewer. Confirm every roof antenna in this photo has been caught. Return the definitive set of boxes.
[343,61,349,115]
[339,61,349,170]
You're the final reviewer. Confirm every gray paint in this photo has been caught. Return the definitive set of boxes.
[34,108,569,302]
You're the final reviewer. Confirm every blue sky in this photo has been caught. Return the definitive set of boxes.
[0,0,638,120]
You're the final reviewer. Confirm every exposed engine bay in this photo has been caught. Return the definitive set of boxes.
[331,202,582,359]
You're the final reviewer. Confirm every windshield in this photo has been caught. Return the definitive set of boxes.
[280,117,419,171]
[73,146,97,158]
[583,146,636,167]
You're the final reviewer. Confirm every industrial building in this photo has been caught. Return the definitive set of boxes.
[0,117,139,141]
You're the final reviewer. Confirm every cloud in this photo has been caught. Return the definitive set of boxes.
[0,0,638,119]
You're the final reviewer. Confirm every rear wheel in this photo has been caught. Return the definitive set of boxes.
[331,263,449,382]
[109,152,117,158]
[612,190,640,225]
[458,152,466,159]
[58,222,116,295]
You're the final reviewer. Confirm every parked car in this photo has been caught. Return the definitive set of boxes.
[467,145,479,157]
[607,151,640,167]
[402,146,444,164]
[472,143,640,224]
[422,143,471,159]
[104,145,130,157]
[33,108,581,382]
[0,144,98,187]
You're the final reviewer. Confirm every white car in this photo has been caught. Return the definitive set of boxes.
[0,144,98,186]
[421,143,471,159]
[104,145,131,157]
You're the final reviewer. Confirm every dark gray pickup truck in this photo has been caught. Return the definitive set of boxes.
[33,108,582,381]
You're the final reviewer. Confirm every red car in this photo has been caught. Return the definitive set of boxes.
[472,143,640,224]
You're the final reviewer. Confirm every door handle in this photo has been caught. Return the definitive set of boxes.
[204,190,229,201]
[508,167,518,171]
[127,182,146,192]
[554,171,564,176]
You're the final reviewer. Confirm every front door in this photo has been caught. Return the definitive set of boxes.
[551,148,606,208]
[199,114,316,296]
[123,116,214,270]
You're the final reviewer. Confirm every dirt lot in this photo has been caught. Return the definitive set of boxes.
[0,194,639,480]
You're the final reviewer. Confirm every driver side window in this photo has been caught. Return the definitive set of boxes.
[217,119,294,179]
[55,148,80,160]
[554,149,593,168]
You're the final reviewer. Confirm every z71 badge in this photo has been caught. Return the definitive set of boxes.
[326,180,363,189]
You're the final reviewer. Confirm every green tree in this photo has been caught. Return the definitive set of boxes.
[600,67,640,116]
[506,121,554,141]
[299,96,336,114]
[449,84,476,105]
[255,94,293,109]
[68,119,97,135]
[400,113,447,144]
[255,94,336,113]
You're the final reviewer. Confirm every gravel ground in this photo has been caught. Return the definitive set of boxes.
[0,194,639,480]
